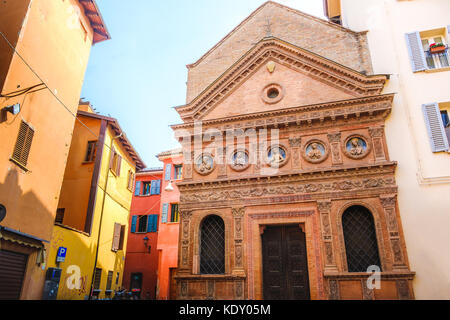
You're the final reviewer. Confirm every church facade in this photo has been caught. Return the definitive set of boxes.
[171,1,415,300]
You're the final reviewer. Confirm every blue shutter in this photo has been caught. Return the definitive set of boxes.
[162,204,169,223]
[153,215,158,232]
[134,181,141,196]
[156,180,161,194]
[147,215,158,232]
[131,216,137,233]
[164,164,172,181]
[405,31,428,72]
[150,180,156,195]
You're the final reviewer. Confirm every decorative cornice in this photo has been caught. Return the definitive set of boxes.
[172,94,394,134]
[176,38,388,122]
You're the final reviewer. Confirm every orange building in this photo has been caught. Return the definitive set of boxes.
[156,149,183,300]
[0,0,109,299]
[123,167,163,300]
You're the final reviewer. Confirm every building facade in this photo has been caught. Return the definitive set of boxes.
[156,149,182,300]
[0,0,108,300]
[123,167,163,300]
[45,102,145,300]
[324,0,450,299]
[172,1,415,300]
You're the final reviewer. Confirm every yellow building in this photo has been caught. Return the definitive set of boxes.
[0,0,109,299]
[325,0,450,299]
[45,102,145,300]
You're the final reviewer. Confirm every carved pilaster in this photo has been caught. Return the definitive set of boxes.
[234,280,245,300]
[328,279,340,300]
[317,201,338,272]
[217,147,227,178]
[289,137,302,169]
[369,127,387,163]
[361,279,374,300]
[180,211,192,272]
[206,280,215,300]
[396,279,411,300]
[183,151,194,180]
[380,195,407,270]
[232,207,245,274]
[327,132,343,165]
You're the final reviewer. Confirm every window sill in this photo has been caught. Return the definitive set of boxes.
[9,158,29,172]
[424,66,450,73]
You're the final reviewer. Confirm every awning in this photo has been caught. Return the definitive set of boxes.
[0,226,47,265]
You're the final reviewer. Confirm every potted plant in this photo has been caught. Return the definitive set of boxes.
[429,42,446,54]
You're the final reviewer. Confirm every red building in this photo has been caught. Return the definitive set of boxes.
[123,167,163,299]
[156,149,182,300]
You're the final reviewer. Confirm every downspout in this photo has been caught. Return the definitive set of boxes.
[88,130,123,300]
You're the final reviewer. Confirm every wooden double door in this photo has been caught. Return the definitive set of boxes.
[262,225,310,300]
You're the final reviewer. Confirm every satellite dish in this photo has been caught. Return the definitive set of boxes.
[0,204,6,223]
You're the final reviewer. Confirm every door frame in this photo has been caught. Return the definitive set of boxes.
[246,209,324,300]
[261,223,311,300]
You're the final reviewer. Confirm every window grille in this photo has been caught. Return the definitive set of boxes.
[200,215,225,274]
[12,121,34,168]
[342,205,381,272]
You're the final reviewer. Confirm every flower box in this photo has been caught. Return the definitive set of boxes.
[429,43,446,54]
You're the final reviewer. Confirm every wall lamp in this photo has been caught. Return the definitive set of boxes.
[3,103,21,115]
[165,181,174,192]
[143,236,151,253]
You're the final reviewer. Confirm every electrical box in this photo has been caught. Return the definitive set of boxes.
[42,268,62,300]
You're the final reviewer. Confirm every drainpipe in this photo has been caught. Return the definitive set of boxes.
[88,132,123,300]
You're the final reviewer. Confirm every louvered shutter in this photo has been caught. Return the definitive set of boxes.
[162,204,169,223]
[150,180,156,195]
[422,103,449,152]
[405,31,428,72]
[165,164,172,181]
[134,181,141,196]
[12,121,34,167]
[109,148,115,169]
[131,216,137,233]
[112,223,121,251]
[156,180,161,194]
[116,155,122,176]
[153,215,158,232]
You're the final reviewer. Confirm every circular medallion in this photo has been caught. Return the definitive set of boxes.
[229,149,250,171]
[194,153,215,175]
[303,139,329,164]
[261,83,284,104]
[266,145,288,168]
[343,135,370,159]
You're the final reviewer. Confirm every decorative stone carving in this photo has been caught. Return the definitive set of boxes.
[194,153,215,175]
[261,83,284,104]
[266,145,288,168]
[180,281,188,297]
[343,136,370,159]
[235,281,244,299]
[207,281,215,300]
[362,279,374,300]
[327,132,343,165]
[369,127,386,162]
[288,137,302,147]
[302,139,329,164]
[229,149,250,171]
[396,280,410,300]
[328,280,340,300]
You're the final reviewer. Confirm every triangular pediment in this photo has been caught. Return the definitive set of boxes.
[176,37,387,122]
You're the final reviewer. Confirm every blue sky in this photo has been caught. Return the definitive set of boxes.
[81,0,326,168]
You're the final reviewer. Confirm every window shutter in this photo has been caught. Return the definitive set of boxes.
[131,216,137,233]
[112,223,121,251]
[12,121,34,167]
[156,180,161,194]
[405,31,428,72]
[150,180,156,195]
[109,148,115,169]
[165,164,172,181]
[119,225,125,250]
[134,181,141,196]
[422,103,449,152]
[153,215,158,232]
[116,155,122,176]
[162,203,169,223]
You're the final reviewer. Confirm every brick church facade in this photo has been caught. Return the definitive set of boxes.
[171,1,415,300]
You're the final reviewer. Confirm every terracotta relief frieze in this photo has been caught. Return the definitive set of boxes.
[317,200,338,272]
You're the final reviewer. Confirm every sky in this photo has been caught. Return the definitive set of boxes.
[81,0,326,168]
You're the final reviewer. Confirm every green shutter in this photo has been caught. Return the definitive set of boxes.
[131,216,137,233]
[162,204,169,223]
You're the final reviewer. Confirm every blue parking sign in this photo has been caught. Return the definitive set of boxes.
[56,247,67,263]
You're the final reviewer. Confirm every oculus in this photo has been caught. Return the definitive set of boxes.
[261,83,284,104]
[195,153,215,175]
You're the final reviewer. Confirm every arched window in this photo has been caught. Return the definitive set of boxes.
[342,205,381,272]
[200,215,225,274]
